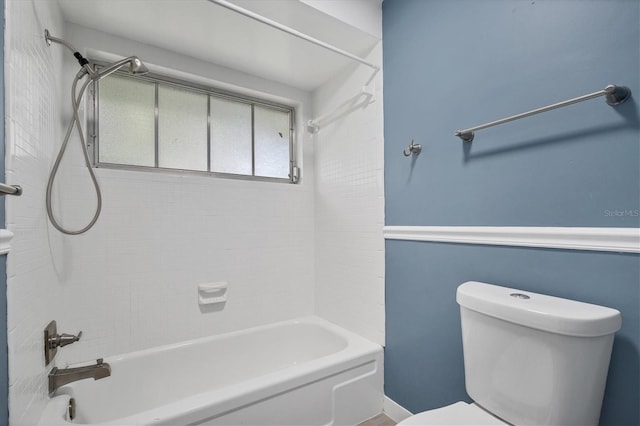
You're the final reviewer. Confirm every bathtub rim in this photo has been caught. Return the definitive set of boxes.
[65,315,354,368]
[39,315,383,426]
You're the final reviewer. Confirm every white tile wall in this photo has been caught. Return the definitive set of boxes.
[5,1,66,423]
[312,43,385,345]
[5,2,316,424]
[5,1,385,424]
[50,170,316,359]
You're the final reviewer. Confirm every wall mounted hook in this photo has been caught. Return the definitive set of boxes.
[403,140,422,157]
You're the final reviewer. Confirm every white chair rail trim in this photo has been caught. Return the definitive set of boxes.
[383,226,640,254]
[0,229,14,255]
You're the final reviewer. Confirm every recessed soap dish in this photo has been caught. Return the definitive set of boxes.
[198,282,228,305]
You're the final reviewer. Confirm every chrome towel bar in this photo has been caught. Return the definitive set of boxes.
[0,182,22,196]
[455,84,632,142]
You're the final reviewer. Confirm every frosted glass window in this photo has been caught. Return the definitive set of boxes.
[210,97,252,175]
[254,106,290,179]
[158,86,208,171]
[98,75,155,167]
[94,70,295,182]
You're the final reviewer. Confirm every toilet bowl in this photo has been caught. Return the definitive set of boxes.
[397,281,621,426]
[398,401,506,425]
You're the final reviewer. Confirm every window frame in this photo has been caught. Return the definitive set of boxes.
[88,61,298,184]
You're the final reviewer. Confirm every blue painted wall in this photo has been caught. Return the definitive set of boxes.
[385,242,639,425]
[382,1,640,425]
[384,0,639,227]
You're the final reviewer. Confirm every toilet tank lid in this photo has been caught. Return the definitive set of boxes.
[456,281,621,337]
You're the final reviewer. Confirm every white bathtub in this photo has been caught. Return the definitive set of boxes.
[38,316,383,425]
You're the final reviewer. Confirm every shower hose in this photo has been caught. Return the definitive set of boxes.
[46,71,102,235]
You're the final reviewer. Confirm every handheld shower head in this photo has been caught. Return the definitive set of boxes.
[128,57,149,75]
[44,28,151,235]
[95,56,149,80]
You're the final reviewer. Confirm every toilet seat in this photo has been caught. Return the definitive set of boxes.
[397,401,508,425]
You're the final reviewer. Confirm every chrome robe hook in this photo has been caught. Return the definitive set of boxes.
[403,140,422,157]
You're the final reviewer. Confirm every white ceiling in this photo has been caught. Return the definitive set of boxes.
[57,0,381,91]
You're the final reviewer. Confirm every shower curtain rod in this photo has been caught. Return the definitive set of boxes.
[208,0,380,72]
[307,86,375,134]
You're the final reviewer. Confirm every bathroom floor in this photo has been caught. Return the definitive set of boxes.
[357,413,396,426]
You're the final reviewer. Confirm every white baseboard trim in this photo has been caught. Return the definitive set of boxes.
[383,396,413,423]
[383,226,640,254]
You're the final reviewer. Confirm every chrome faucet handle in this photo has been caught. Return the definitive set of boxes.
[49,331,82,349]
[59,331,82,347]
[44,321,84,365]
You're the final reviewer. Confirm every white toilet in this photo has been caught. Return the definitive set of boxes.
[399,281,621,426]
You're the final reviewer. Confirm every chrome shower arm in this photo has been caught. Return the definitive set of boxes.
[44,29,77,53]
[44,29,98,78]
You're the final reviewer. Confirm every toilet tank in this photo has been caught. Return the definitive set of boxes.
[457,281,621,426]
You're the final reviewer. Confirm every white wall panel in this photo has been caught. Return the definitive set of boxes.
[313,43,385,345]
[5,6,315,424]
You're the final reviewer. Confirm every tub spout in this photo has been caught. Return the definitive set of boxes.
[48,358,111,395]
